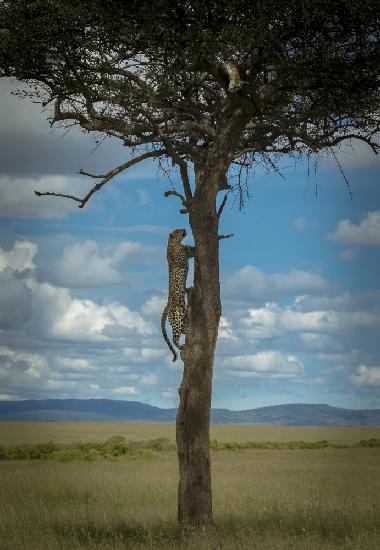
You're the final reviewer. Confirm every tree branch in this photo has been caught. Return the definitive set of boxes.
[218,233,234,240]
[35,149,166,208]
[164,190,187,208]
[217,194,228,219]
[78,169,106,179]
[161,137,193,204]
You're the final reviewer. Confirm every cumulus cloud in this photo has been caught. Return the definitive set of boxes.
[0,241,154,344]
[123,347,165,363]
[299,332,339,352]
[350,365,380,387]
[0,345,49,379]
[0,241,37,271]
[49,239,142,288]
[224,265,328,302]
[140,295,166,317]
[294,291,380,313]
[327,211,380,247]
[27,279,155,342]
[0,243,36,326]
[239,302,380,340]
[220,350,304,379]
[218,316,238,339]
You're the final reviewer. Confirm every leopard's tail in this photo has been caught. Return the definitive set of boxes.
[161,305,177,362]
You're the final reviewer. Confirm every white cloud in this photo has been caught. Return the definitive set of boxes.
[54,357,91,371]
[0,241,37,272]
[50,239,142,287]
[123,347,165,363]
[350,365,380,387]
[0,393,13,401]
[0,175,89,219]
[294,291,380,313]
[89,384,100,391]
[140,373,158,385]
[299,332,338,352]
[239,301,380,340]
[218,316,238,339]
[327,211,380,247]
[112,386,138,395]
[140,295,166,317]
[0,345,49,379]
[220,350,304,378]
[24,272,154,342]
[224,265,328,302]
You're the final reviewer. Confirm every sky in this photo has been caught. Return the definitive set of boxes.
[0,77,379,410]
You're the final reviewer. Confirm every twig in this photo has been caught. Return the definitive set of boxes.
[34,191,82,203]
[218,233,234,240]
[78,169,106,179]
[330,148,353,200]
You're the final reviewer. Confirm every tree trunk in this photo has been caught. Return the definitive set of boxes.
[176,167,221,532]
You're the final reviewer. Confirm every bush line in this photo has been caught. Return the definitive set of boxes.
[0,436,379,461]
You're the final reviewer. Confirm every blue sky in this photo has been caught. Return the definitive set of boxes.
[0,77,379,410]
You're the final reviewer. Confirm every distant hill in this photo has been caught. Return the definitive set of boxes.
[0,399,379,425]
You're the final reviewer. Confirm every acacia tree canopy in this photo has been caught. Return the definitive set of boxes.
[1,0,379,207]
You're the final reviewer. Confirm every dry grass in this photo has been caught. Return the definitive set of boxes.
[0,447,379,549]
[1,421,380,445]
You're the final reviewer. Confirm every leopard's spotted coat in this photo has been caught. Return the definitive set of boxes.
[161,228,194,362]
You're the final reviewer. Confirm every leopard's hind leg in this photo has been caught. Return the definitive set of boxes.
[171,304,185,350]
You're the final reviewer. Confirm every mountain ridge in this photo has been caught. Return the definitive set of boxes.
[0,399,379,425]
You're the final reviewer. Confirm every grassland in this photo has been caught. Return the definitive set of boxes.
[0,423,379,549]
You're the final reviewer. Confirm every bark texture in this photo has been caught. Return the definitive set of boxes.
[176,168,221,531]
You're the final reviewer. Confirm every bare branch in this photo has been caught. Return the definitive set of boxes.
[161,137,193,204]
[35,149,166,208]
[217,194,228,219]
[218,233,234,240]
[34,190,83,203]
[78,169,106,179]
[164,190,187,208]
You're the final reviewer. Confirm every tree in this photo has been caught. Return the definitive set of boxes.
[1,0,379,533]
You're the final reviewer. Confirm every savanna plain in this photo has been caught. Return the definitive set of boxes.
[0,422,379,549]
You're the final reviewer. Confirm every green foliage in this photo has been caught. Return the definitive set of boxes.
[1,436,379,461]
[355,438,380,448]
[0,436,175,461]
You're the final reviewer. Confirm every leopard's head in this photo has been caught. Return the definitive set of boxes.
[169,228,186,242]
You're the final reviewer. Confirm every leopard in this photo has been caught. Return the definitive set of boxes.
[161,228,195,362]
